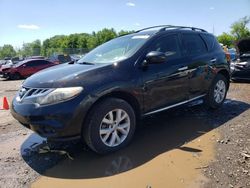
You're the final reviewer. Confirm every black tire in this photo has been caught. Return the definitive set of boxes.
[205,74,228,109]
[10,72,21,80]
[82,98,136,154]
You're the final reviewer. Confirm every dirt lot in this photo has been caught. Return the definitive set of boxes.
[0,78,249,188]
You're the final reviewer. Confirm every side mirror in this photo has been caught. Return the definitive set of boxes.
[22,64,26,67]
[144,51,167,65]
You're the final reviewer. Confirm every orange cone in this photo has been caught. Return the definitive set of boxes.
[1,97,9,110]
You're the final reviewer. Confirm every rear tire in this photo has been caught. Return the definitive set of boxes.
[82,98,136,154]
[205,74,228,109]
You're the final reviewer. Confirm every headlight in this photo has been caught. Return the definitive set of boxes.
[37,87,83,105]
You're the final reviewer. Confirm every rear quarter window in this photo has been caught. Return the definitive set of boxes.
[36,60,47,65]
[213,38,223,51]
[201,34,215,51]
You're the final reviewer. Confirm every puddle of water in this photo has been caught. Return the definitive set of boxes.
[21,134,46,157]
[20,134,76,174]
[31,113,220,188]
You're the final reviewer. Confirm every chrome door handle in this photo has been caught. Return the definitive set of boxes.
[210,58,217,63]
[178,66,188,71]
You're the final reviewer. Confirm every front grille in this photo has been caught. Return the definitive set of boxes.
[17,86,52,101]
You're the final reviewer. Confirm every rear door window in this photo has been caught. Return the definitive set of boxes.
[25,62,35,67]
[26,61,40,67]
[182,33,207,55]
[36,60,48,65]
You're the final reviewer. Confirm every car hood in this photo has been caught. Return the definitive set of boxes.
[23,63,111,88]
[236,38,250,54]
[0,63,12,70]
[0,66,10,72]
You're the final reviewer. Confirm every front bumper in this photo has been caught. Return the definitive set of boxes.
[2,72,10,78]
[11,94,87,140]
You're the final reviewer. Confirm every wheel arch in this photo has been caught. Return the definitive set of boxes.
[81,91,142,132]
[217,69,230,90]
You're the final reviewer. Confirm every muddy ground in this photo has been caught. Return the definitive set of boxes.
[0,78,249,188]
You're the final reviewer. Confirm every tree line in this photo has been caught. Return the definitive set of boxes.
[0,28,133,59]
[217,16,250,48]
[0,16,249,59]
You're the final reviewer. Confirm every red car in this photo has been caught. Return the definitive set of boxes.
[3,59,56,80]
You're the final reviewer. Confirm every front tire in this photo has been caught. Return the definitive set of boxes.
[10,72,21,80]
[205,74,228,109]
[83,98,136,154]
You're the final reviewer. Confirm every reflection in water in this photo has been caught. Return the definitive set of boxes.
[21,134,46,155]
[21,99,250,180]
[104,156,133,176]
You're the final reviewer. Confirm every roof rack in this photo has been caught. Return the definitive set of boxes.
[135,25,207,33]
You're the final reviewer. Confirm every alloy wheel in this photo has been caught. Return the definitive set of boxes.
[214,80,226,103]
[99,109,130,147]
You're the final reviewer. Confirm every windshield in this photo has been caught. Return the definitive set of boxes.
[77,34,150,64]
[14,60,28,67]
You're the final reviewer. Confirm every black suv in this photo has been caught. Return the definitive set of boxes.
[11,25,230,154]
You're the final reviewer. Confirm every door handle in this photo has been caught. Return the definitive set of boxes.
[210,58,217,63]
[178,66,188,71]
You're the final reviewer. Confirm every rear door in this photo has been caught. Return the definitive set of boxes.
[19,62,36,77]
[181,33,211,98]
[28,60,40,75]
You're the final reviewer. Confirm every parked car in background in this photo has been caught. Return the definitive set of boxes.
[69,54,82,62]
[0,57,23,75]
[0,57,13,76]
[228,48,237,61]
[231,38,250,81]
[3,57,11,61]
[0,60,15,76]
[11,25,230,154]
[49,54,72,64]
[0,59,8,65]
[3,59,56,80]
[220,44,231,63]
[26,56,45,60]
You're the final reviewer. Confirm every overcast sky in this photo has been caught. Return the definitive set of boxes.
[0,0,250,48]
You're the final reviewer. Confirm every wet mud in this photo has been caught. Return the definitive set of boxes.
[27,97,249,188]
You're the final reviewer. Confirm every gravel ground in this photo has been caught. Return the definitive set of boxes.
[0,78,249,188]
[204,82,250,188]
[0,79,38,187]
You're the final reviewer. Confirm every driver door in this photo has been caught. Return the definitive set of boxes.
[141,34,189,114]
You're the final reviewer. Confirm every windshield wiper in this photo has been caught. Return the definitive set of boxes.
[78,61,95,65]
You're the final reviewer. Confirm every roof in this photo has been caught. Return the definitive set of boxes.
[136,25,207,33]
[16,59,49,66]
